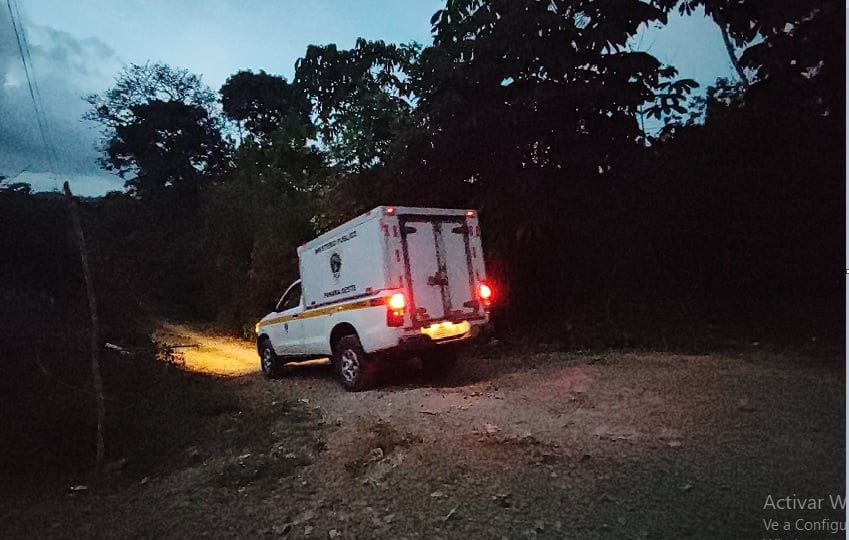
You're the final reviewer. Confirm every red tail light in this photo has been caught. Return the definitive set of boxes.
[386,293,406,326]
[387,293,406,310]
[478,283,493,307]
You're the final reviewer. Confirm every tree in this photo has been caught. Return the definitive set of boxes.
[85,61,217,129]
[105,100,227,196]
[295,39,421,172]
[202,71,330,329]
[86,62,229,198]
[636,0,845,339]
[220,70,311,144]
[84,63,232,321]
[418,0,695,175]
[193,117,330,330]
[679,0,841,118]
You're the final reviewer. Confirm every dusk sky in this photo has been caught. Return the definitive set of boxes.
[1,1,736,196]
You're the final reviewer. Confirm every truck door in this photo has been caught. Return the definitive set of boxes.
[268,281,304,355]
[400,216,477,325]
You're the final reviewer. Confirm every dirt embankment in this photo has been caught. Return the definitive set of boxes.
[1,325,844,539]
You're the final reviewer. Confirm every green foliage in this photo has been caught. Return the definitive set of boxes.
[106,100,228,196]
[295,39,421,172]
[0,191,81,349]
[86,63,231,200]
[409,0,697,205]
[0,188,159,477]
[220,70,312,143]
[658,77,745,136]
[85,61,218,129]
[0,179,32,194]
[679,0,841,117]
[81,64,236,323]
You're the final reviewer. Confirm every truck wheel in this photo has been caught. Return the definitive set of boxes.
[259,338,284,379]
[421,348,458,379]
[334,334,375,391]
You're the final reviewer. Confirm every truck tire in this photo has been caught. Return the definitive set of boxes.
[333,334,375,391]
[421,348,458,379]
[259,338,285,379]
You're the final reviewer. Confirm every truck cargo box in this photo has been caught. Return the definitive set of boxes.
[297,206,488,326]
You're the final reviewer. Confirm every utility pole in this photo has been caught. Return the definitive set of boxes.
[63,181,106,473]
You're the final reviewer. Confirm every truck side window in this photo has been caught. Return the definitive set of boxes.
[279,283,302,312]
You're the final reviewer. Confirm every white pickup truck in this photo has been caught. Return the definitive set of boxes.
[256,206,494,390]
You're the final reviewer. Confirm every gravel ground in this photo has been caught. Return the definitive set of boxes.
[1,326,844,539]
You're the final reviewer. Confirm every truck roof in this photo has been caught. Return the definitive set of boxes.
[297,206,477,255]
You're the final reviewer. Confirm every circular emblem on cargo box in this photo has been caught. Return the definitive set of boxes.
[330,252,342,279]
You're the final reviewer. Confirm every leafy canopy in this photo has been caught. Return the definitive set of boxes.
[85,61,217,129]
[86,62,229,197]
[295,39,421,171]
[107,100,227,195]
[220,70,311,143]
[413,0,697,184]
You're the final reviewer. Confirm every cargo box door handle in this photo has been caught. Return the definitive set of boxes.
[401,225,417,235]
[451,225,469,235]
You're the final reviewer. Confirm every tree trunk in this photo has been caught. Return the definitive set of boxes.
[63,181,106,473]
[715,11,749,90]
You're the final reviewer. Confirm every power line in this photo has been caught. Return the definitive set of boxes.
[6,0,59,190]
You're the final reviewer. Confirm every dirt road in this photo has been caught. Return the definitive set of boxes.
[3,326,844,539]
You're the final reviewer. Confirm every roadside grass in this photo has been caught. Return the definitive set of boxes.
[103,345,243,480]
[0,340,244,489]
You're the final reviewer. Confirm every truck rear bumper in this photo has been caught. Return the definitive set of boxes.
[394,322,484,353]
[360,317,489,357]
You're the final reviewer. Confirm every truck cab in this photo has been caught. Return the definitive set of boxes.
[262,281,304,357]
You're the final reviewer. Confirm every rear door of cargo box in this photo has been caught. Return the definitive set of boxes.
[399,213,477,325]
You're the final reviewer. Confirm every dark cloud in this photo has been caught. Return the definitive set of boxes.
[35,26,116,79]
[0,9,121,192]
[0,6,18,74]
